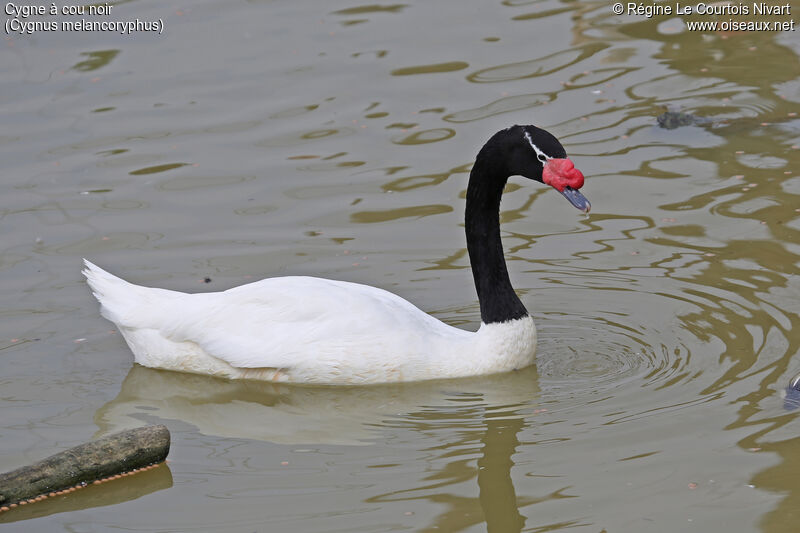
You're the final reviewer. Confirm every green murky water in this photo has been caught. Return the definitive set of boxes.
[1,1,799,531]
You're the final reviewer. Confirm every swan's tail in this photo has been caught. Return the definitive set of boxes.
[83,259,173,327]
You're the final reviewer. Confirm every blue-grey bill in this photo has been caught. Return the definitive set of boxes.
[560,186,591,213]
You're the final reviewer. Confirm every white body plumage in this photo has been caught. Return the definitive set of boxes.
[84,260,537,385]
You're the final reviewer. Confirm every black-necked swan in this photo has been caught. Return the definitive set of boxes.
[84,125,589,385]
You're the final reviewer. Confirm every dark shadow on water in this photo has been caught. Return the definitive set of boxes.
[72,50,120,72]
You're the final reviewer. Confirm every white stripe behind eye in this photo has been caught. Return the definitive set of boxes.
[524,131,552,163]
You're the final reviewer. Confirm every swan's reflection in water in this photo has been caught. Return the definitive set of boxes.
[96,365,543,531]
[96,365,542,445]
[366,416,539,533]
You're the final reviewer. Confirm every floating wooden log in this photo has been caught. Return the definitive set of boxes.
[0,425,170,512]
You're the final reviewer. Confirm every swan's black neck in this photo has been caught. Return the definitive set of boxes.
[466,134,529,324]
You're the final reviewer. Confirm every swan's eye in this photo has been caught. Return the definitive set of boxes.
[538,154,548,163]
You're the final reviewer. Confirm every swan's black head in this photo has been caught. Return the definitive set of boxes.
[489,125,590,212]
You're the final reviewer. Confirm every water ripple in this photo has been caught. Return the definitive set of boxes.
[467,43,608,83]
[443,93,554,124]
[537,295,693,400]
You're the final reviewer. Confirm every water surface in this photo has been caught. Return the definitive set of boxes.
[1,0,799,531]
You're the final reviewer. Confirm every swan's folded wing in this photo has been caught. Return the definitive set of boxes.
[151,276,445,369]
